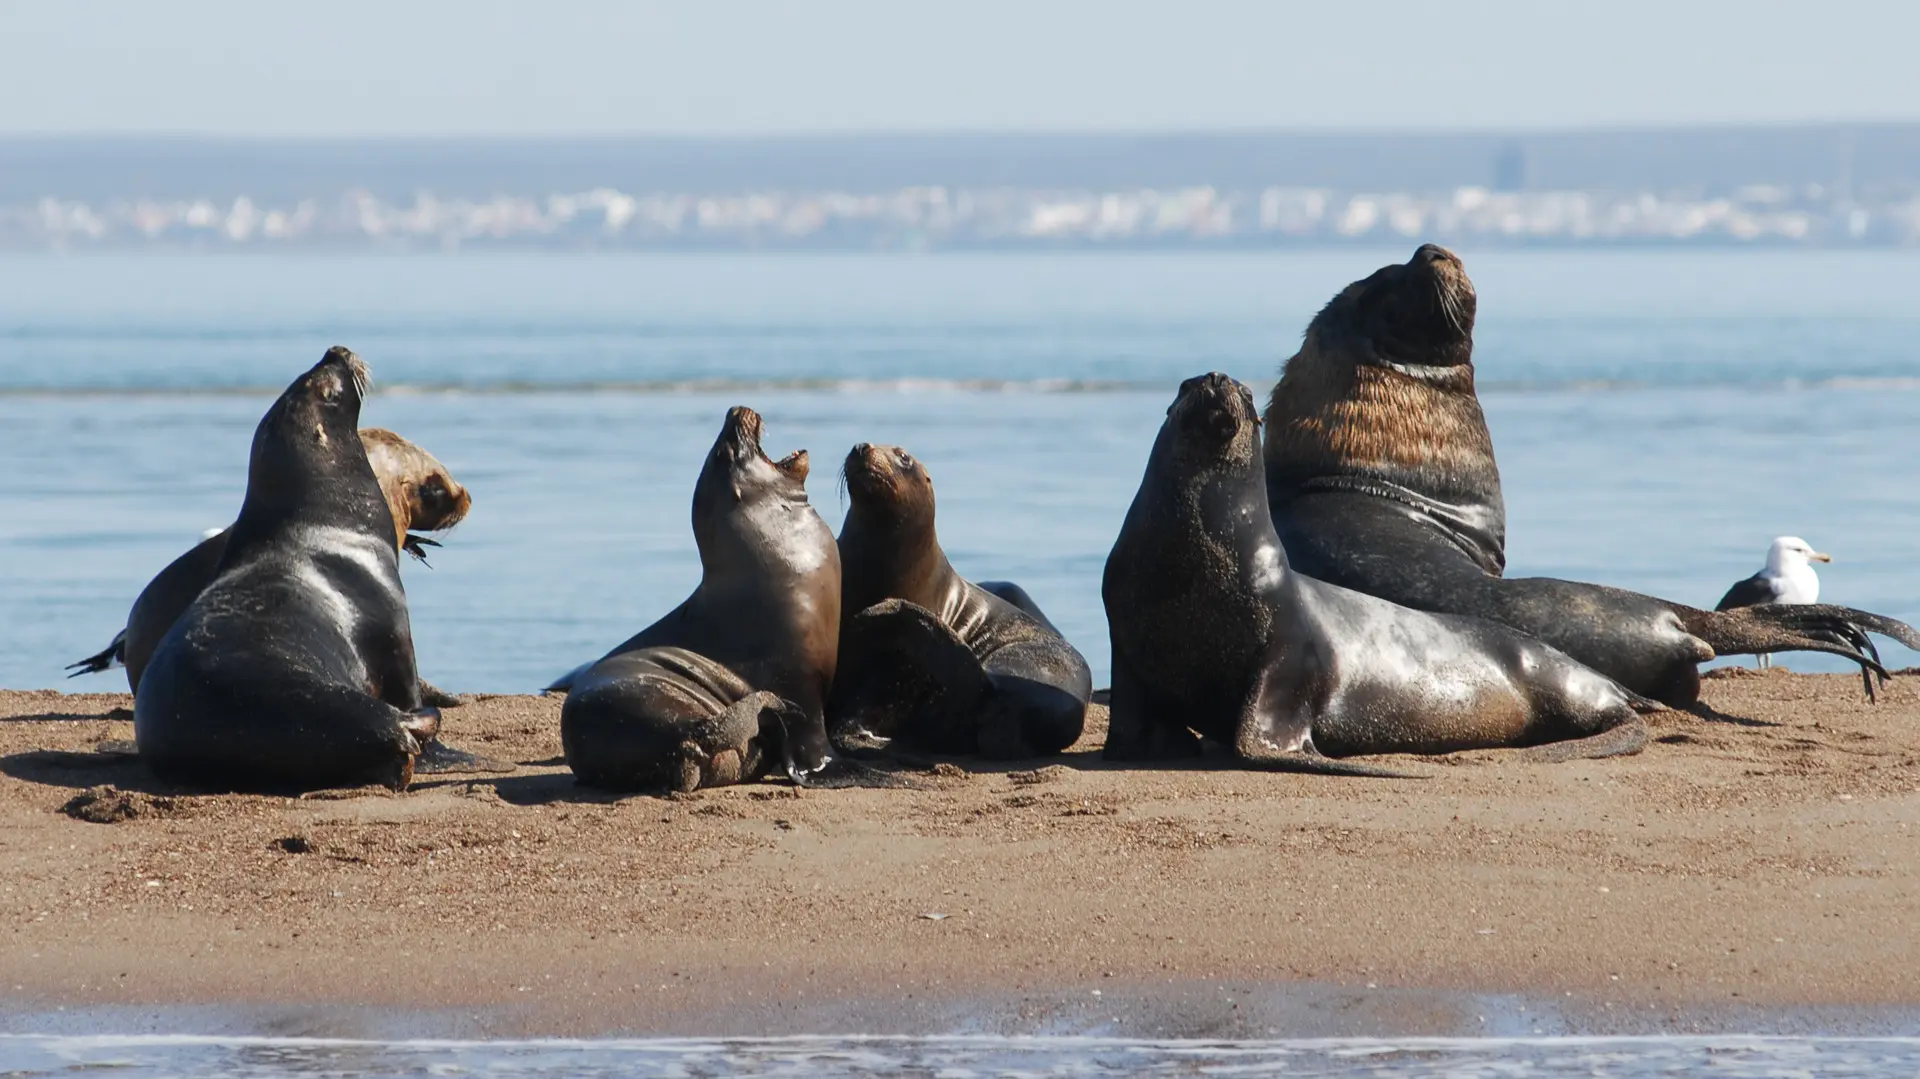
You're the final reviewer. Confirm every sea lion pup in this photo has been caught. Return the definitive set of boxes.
[560,407,841,792]
[1103,373,1658,774]
[830,443,1090,758]
[68,427,471,701]
[1262,244,1916,707]
[134,348,443,792]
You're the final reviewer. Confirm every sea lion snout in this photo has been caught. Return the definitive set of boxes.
[319,345,371,400]
[1173,372,1257,441]
[721,406,765,456]
[841,443,925,504]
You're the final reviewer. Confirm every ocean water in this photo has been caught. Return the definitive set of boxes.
[5,249,1920,692]
[6,1033,1920,1077]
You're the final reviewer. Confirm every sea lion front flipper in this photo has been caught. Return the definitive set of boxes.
[1511,716,1651,763]
[413,739,517,775]
[1099,651,1201,761]
[830,599,992,755]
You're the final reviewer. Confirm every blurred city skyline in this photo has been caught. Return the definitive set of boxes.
[3,0,1920,136]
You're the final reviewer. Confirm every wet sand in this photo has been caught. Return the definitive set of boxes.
[2,670,1917,1037]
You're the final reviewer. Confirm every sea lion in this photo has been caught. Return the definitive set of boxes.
[134,348,443,792]
[975,581,1056,629]
[829,443,1090,758]
[68,427,471,700]
[1262,244,1916,706]
[1103,373,1658,773]
[560,406,840,792]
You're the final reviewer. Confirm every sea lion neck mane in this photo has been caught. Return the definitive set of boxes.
[1265,245,1503,574]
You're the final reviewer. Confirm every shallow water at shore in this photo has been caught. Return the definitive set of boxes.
[8,1033,1920,1077]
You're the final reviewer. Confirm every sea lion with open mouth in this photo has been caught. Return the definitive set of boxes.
[560,407,842,792]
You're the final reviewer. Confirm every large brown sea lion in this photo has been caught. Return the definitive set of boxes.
[1103,373,1659,774]
[1262,244,1917,706]
[560,407,841,792]
[134,348,443,792]
[830,442,1090,758]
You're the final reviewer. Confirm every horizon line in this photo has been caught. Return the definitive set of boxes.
[7,119,1920,142]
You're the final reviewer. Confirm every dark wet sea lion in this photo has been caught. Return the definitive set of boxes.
[560,406,841,792]
[69,427,471,697]
[830,443,1089,758]
[1103,373,1658,774]
[1263,244,1916,706]
[134,348,443,792]
[975,581,1058,631]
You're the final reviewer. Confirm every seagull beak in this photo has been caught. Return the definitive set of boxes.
[1811,551,1832,563]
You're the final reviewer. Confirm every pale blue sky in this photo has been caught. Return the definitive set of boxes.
[3,0,1916,135]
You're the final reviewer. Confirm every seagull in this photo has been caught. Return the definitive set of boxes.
[1715,536,1831,668]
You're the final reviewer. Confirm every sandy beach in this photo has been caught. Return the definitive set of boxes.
[2,671,1918,1038]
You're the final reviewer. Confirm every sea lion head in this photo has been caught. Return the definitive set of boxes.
[840,442,935,529]
[692,406,816,557]
[1308,243,1477,375]
[235,346,390,540]
[1164,371,1263,470]
[265,345,370,447]
[357,428,473,550]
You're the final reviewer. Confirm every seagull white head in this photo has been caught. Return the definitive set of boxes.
[1766,535,1831,573]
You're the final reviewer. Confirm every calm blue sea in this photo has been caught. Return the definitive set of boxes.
[5,250,1920,694]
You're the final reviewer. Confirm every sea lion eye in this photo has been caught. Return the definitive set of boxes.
[894,451,914,470]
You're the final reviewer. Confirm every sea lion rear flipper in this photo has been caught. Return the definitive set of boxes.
[401,533,441,564]
[416,678,465,708]
[67,629,128,677]
[1232,659,1424,780]
[1681,604,1899,691]
[830,599,992,756]
[1511,716,1651,763]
